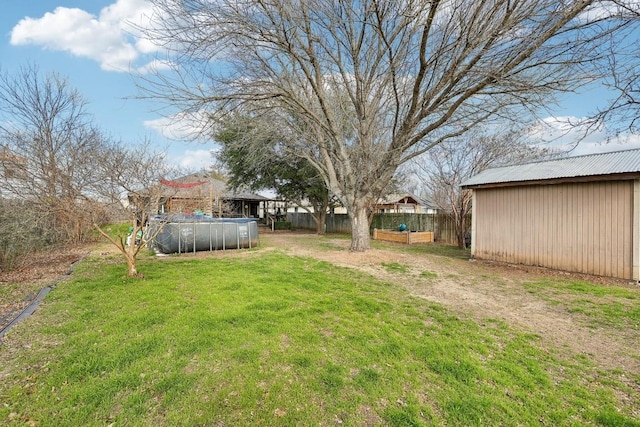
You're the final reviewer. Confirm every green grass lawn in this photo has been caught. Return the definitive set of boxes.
[1,248,639,426]
[524,278,640,331]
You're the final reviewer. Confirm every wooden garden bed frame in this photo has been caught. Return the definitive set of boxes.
[372,228,434,245]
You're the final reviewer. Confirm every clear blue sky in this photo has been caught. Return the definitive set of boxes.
[1,0,638,163]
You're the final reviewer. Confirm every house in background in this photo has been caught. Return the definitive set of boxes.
[461,148,640,281]
[151,173,272,218]
[373,193,436,214]
[276,192,439,216]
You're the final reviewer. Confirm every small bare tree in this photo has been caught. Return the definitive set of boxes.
[90,141,180,278]
[141,0,635,251]
[414,128,553,248]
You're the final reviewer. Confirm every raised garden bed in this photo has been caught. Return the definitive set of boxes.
[372,228,434,245]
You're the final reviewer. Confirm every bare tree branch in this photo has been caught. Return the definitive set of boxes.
[413,127,557,247]
[138,0,635,250]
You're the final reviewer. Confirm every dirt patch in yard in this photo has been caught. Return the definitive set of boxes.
[260,232,640,376]
[0,246,88,333]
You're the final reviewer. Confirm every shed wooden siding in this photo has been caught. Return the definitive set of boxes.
[473,180,634,279]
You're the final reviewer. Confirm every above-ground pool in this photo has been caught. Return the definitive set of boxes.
[148,215,259,254]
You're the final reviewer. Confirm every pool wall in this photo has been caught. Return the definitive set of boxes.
[148,217,259,254]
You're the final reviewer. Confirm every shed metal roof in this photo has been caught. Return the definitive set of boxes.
[461,148,640,188]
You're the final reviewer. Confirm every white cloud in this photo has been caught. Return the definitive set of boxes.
[569,136,640,156]
[143,116,200,141]
[143,111,212,140]
[10,0,162,72]
[528,115,640,156]
[135,58,173,75]
[580,1,640,21]
[169,149,215,171]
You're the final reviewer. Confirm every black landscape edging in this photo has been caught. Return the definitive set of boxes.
[0,254,87,344]
[0,286,53,341]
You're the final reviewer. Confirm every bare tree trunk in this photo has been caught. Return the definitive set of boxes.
[122,238,141,277]
[315,209,327,235]
[455,214,466,249]
[349,204,370,252]
[93,222,145,278]
[125,252,139,277]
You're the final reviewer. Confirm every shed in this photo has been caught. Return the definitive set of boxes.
[461,148,640,281]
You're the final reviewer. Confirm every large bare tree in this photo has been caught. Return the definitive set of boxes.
[0,65,183,277]
[141,0,636,251]
[414,128,553,248]
[0,64,110,244]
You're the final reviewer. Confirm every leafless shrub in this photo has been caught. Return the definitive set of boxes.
[0,199,56,271]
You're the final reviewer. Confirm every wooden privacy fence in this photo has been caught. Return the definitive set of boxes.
[435,214,471,245]
[286,212,469,245]
[369,213,435,232]
[286,213,352,233]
